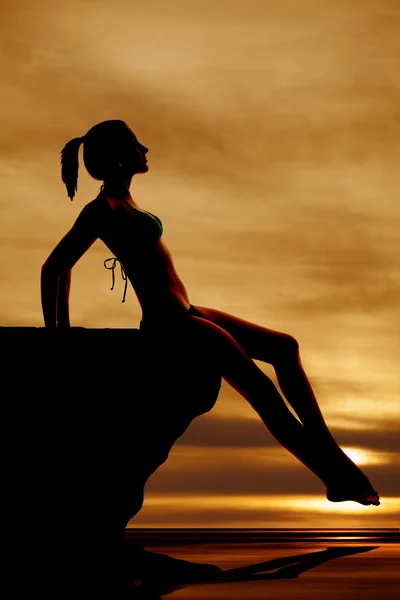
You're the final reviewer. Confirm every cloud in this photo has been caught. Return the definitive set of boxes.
[175,413,400,453]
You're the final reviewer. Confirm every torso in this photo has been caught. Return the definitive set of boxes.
[92,194,192,320]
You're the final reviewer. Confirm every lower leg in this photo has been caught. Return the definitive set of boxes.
[273,351,341,446]
[225,360,379,504]
[272,351,374,483]
[232,368,341,487]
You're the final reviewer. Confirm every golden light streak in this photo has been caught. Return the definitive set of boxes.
[130,493,400,529]
[341,446,394,466]
[143,494,400,515]
[162,445,397,470]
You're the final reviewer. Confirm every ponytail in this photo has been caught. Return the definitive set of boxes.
[60,137,83,200]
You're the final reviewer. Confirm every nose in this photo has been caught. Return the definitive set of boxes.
[139,144,148,155]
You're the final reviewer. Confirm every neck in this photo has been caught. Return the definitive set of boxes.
[100,179,132,200]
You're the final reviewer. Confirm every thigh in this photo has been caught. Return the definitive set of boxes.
[186,314,275,405]
[190,305,297,364]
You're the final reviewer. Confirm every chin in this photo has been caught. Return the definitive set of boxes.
[132,163,148,175]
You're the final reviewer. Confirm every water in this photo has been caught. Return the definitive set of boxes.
[124,528,400,599]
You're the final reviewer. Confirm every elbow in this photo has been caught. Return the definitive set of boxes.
[41,260,52,277]
[41,253,71,279]
[41,259,59,280]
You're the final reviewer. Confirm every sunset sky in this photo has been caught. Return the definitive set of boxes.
[1,0,399,528]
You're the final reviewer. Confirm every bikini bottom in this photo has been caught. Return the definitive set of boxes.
[139,304,204,336]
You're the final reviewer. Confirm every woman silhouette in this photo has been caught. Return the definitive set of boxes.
[41,119,380,508]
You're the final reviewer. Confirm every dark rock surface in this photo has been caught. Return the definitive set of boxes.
[2,326,222,597]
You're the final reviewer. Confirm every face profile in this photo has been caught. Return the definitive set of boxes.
[120,123,148,175]
[128,135,149,175]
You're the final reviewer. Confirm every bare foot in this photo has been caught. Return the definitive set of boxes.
[326,486,380,506]
[325,461,380,505]
[321,447,380,506]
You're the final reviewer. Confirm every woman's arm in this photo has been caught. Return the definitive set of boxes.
[57,270,72,328]
[41,202,99,328]
[41,267,72,328]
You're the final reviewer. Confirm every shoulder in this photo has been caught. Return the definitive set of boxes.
[74,196,110,225]
[80,196,109,215]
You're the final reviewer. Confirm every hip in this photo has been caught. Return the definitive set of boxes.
[139,304,203,335]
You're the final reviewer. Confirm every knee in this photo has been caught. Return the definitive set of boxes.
[275,334,299,362]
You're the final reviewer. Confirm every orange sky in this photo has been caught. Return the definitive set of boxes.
[1,0,399,527]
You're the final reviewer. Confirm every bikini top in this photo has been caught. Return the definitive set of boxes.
[104,208,163,302]
[134,209,163,242]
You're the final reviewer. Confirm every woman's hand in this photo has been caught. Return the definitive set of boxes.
[41,262,59,328]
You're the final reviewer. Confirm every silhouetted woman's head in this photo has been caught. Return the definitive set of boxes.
[60,119,148,200]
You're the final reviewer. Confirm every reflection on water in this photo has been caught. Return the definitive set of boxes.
[124,529,399,600]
